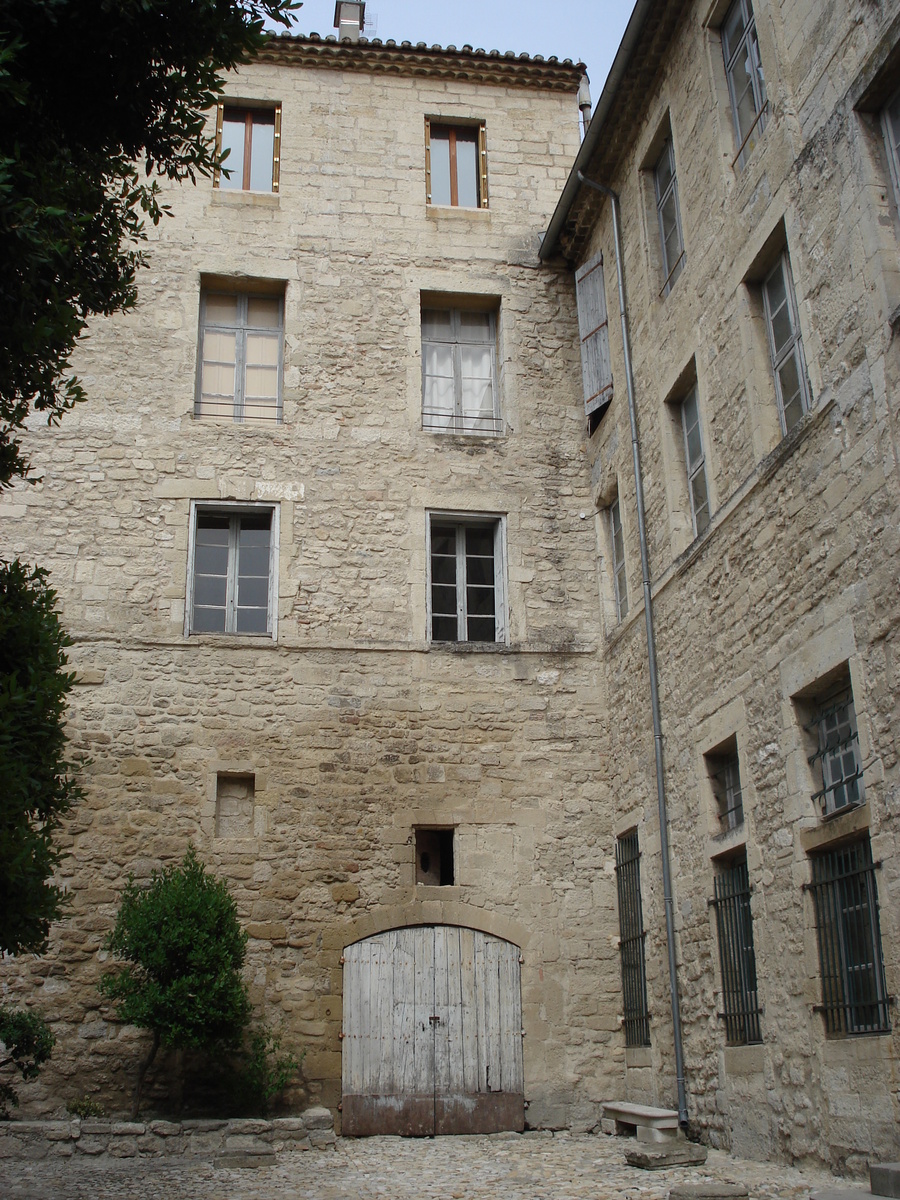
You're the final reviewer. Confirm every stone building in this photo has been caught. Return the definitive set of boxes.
[1,0,899,1171]
[539,0,900,1172]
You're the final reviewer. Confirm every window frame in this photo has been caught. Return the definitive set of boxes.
[807,837,890,1037]
[196,289,284,423]
[186,501,279,639]
[808,684,865,818]
[721,0,768,169]
[615,829,651,1048]
[711,855,762,1045]
[421,305,501,435]
[654,137,685,296]
[425,118,488,209]
[609,496,628,623]
[679,385,710,536]
[762,251,812,435]
[426,513,507,646]
[214,102,282,193]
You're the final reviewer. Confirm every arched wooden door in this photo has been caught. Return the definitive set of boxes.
[341,926,524,1136]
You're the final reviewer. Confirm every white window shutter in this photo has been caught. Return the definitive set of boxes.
[575,254,613,418]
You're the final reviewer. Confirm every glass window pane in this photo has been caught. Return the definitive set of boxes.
[422,309,454,339]
[193,575,227,609]
[432,614,458,642]
[778,354,805,431]
[691,471,710,534]
[430,128,451,205]
[192,605,227,633]
[722,0,747,63]
[431,584,458,616]
[220,114,246,189]
[465,553,494,586]
[455,129,479,208]
[466,527,494,558]
[236,605,268,634]
[205,294,239,326]
[246,298,281,329]
[457,311,493,343]
[466,615,496,642]
[431,554,457,586]
[466,584,495,617]
[248,113,275,192]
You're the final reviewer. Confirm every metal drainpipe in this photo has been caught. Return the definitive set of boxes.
[577,171,689,1128]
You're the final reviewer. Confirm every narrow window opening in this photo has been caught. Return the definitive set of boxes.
[711,852,762,1044]
[706,738,744,832]
[615,829,651,1047]
[415,828,454,885]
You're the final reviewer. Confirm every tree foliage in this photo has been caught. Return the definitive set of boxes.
[0,560,80,957]
[0,0,298,487]
[100,848,252,1114]
[0,1006,55,1116]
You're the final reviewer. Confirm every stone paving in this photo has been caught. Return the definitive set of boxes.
[0,1131,851,1200]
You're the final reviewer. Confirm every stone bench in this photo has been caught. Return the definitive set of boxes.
[602,1101,680,1143]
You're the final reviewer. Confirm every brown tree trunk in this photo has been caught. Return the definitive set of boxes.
[131,1029,160,1120]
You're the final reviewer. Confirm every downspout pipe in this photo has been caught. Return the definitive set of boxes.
[577,171,689,1129]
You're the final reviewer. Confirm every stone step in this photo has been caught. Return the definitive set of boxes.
[669,1186,749,1200]
[809,1190,870,1200]
[625,1143,708,1170]
[871,1164,900,1198]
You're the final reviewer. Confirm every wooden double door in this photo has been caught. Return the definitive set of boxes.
[341,925,524,1136]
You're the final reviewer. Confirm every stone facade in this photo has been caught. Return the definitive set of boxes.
[542,0,900,1174]
[1,1,899,1173]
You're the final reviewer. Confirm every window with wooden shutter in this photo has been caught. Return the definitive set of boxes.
[425,119,488,209]
[575,254,613,430]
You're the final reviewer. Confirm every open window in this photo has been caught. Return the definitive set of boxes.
[425,120,488,209]
[215,103,281,192]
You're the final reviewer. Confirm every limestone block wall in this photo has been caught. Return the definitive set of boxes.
[0,47,627,1131]
[575,0,900,1172]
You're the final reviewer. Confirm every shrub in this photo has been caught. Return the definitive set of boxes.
[99,847,251,1116]
[66,1095,106,1119]
[0,1006,55,1117]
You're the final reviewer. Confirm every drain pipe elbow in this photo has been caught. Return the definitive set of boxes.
[576,171,689,1129]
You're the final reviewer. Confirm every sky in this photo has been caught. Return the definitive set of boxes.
[276,1,637,89]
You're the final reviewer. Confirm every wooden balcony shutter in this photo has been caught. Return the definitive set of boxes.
[424,116,432,204]
[478,123,488,208]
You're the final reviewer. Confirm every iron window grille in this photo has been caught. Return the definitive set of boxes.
[807,686,864,817]
[615,830,651,1048]
[425,120,488,209]
[214,104,281,192]
[610,497,628,622]
[710,858,762,1045]
[654,137,685,296]
[421,308,501,435]
[188,506,276,636]
[680,386,710,536]
[197,291,283,423]
[806,838,890,1036]
[428,517,505,644]
[722,0,768,169]
[762,252,812,435]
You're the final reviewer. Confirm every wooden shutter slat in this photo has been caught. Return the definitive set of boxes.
[575,253,613,417]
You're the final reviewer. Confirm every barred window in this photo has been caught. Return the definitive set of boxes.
[807,838,890,1036]
[615,830,651,1047]
[711,856,762,1045]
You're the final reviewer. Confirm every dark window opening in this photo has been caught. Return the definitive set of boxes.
[711,853,762,1044]
[615,829,651,1047]
[415,828,454,886]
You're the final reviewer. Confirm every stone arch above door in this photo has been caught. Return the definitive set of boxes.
[341,924,525,1136]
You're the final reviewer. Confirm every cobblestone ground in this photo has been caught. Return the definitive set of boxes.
[0,1132,846,1200]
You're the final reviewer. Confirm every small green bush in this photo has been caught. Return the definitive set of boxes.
[66,1095,106,1119]
[226,1027,301,1115]
[99,847,251,1116]
[0,1006,55,1117]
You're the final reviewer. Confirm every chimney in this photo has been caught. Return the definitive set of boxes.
[578,75,592,139]
[334,1,365,43]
